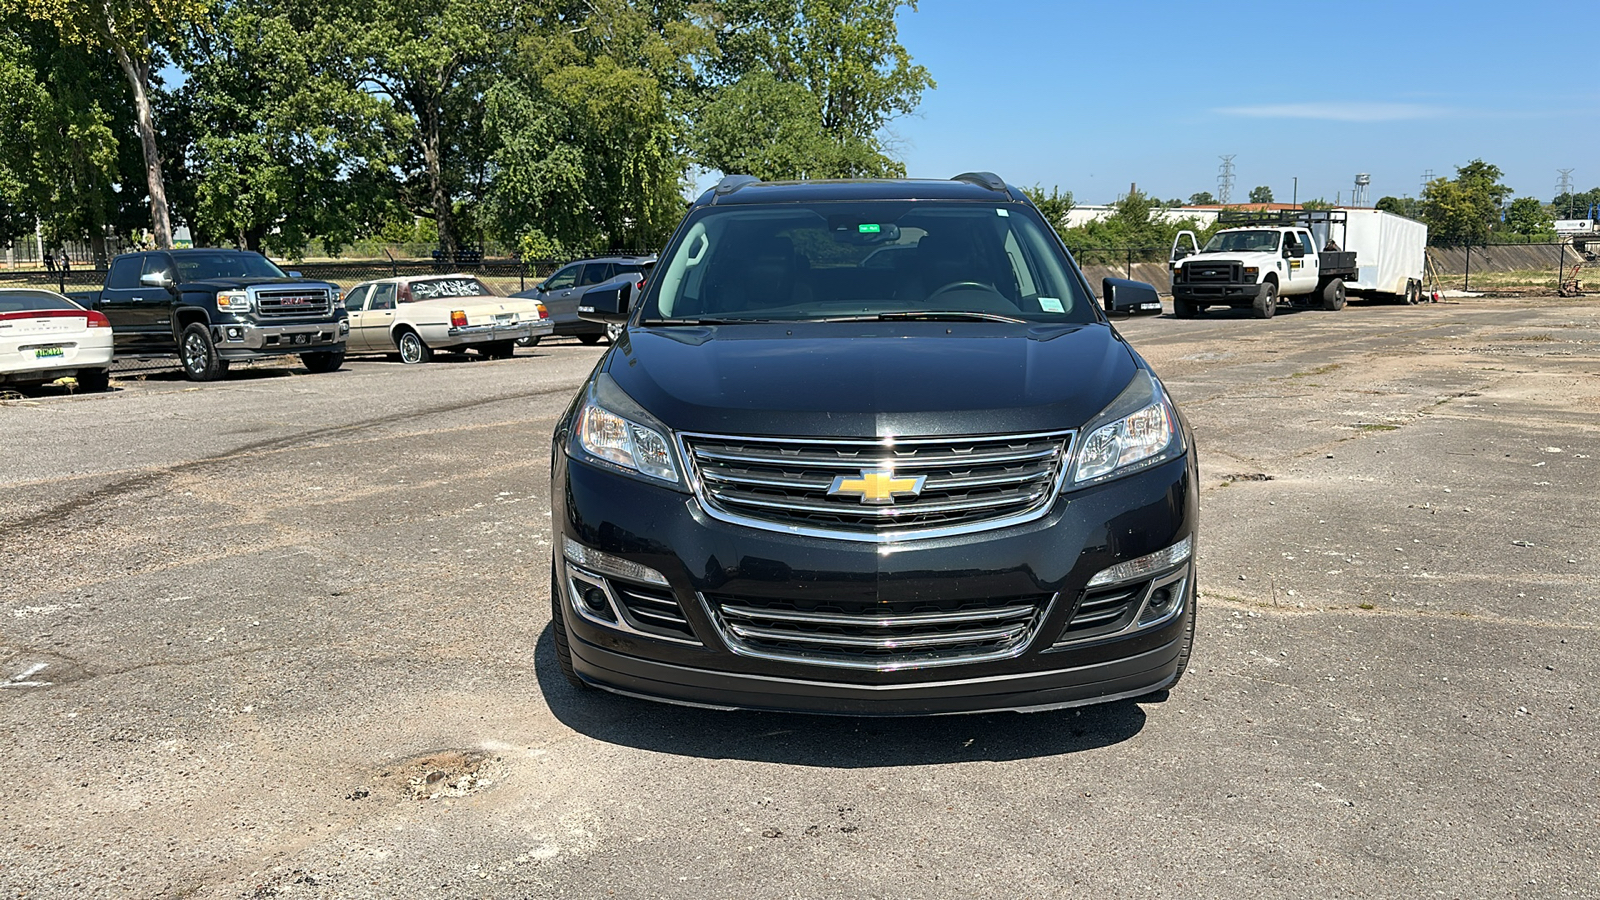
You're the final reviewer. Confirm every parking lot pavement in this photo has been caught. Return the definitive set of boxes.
[1,298,1596,899]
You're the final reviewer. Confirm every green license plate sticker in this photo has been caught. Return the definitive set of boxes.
[35,347,64,359]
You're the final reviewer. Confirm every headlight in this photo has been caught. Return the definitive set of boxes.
[1072,370,1180,485]
[1242,266,1259,279]
[217,290,251,312]
[573,377,680,485]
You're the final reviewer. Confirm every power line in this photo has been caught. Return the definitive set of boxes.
[1217,155,1236,205]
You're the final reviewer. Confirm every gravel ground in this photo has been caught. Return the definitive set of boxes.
[0,300,1596,899]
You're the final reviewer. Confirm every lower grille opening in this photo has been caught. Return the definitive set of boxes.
[1058,582,1146,643]
[707,594,1051,671]
[613,583,696,640]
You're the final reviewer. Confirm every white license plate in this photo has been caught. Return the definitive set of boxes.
[495,313,515,322]
[1141,303,1162,310]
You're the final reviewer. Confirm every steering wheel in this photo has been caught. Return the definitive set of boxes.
[926,281,997,301]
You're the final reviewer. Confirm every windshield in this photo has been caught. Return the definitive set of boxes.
[173,252,287,281]
[1202,230,1282,254]
[406,277,494,301]
[641,201,1092,324]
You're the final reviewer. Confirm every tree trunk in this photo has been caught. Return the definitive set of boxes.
[89,231,109,269]
[420,99,455,258]
[110,40,174,250]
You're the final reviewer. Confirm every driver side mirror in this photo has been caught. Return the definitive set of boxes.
[139,271,173,291]
[577,281,632,324]
[1171,247,1191,261]
[534,282,549,292]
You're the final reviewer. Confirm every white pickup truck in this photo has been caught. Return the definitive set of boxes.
[1169,209,1427,319]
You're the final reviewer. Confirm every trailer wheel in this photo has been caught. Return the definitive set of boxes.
[1320,278,1346,311]
[1405,280,1420,305]
[1252,281,1277,319]
[1174,298,1201,319]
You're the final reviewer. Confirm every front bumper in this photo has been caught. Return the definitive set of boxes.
[214,319,347,359]
[552,448,1198,715]
[1171,282,1261,303]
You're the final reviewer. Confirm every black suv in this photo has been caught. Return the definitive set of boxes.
[550,173,1198,715]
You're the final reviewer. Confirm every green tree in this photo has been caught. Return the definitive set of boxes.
[1501,196,1552,237]
[1374,195,1421,219]
[1248,185,1273,204]
[1,0,208,249]
[1300,197,1333,211]
[483,1,707,255]
[1422,159,1512,244]
[1021,184,1073,232]
[0,18,147,261]
[169,0,398,255]
[1552,187,1600,219]
[1059,188,1210,253]
[1187,191,1215,206]
[701,0,933,178]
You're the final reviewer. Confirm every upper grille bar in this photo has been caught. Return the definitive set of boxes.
[680,430,1073,542]
[253,288,333,318]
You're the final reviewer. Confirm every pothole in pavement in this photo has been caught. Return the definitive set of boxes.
[1221,473,1275,483]
[354,749,505,803]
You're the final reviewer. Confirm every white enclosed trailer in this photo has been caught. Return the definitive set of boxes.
[1305,208,1428,303]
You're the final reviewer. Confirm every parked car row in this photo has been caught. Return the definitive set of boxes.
[512,255,654,346]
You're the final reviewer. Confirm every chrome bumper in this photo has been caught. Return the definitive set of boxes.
[444,320,546,344]
[214,320,348,358]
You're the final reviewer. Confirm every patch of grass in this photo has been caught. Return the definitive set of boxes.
[1358,602,1375,610]
[1290,363,1343,379]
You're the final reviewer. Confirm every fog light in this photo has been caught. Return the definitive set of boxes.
[582,586,609,614]
[226,327,243,340]
[1147,586,1173,613]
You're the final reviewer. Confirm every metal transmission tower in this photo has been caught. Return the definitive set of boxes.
[1420,169,1435,195]
[1217,155,1237,205]
[1557,169,1575,217]
[1353,173,1371,207]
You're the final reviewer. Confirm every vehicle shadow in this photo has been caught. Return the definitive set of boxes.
[534,627,1148,767]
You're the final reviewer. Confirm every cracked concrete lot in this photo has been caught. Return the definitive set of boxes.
[1,298,1596,899]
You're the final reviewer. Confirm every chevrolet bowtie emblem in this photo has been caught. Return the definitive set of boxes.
[828,469,926,505]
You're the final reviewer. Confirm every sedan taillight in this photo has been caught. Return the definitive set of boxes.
[451,309,468,327]
[536,302,549,319]
[85,311,111,328]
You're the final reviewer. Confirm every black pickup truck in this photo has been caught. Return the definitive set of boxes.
[76,248,348,380]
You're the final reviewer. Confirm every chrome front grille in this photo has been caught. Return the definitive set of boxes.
[706,594,1052,670]
[254,289,332,317]
[682,431,1072,540]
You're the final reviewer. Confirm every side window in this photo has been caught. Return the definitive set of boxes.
[141,253,175,282]
[105,256,142,290]
[1300,231,1316,253]
[370,284,397,310]
[543,265,579,291]
[579,263,614,286]
[344,285,371,312]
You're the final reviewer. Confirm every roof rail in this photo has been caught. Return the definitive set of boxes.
[714,174,762,196]
[951,172,1007,193]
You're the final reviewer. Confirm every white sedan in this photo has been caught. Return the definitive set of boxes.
[341,274,554,363]
[0,288,115,391]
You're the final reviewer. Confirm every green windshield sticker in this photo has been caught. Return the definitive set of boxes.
[857,223,881,233]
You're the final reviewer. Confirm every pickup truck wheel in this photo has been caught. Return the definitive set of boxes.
[77,368,111,392]
[1320,277,1346,311]
[396,329,432,364]
[1173,298,1201,319]
[550,562,587,691]
[516,335,541,347]
[577,334,603,346]
[180,323,228,381]
[1252,281,1278,319]
[301,350,345,373]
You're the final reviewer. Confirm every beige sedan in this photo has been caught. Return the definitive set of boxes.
[341,274,553,363]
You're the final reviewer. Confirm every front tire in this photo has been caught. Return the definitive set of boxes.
[301,350,345,373]
[1319,277,1346,311]
[550,562,586,691]
[1252,281,1278,319]
[577,334,603,346]
[180,323,228,381]
[396,329,432,365]
[1174,297,1201,319]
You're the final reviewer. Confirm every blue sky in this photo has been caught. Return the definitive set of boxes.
[890,0,1594,206]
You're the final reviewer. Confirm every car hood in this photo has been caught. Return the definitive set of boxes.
[182,277,338,292]
[1178,252,1276,268]
[603,322,1140,437]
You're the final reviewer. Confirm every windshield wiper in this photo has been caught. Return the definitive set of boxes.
[641,317,779,325]
[819,310,1028,324]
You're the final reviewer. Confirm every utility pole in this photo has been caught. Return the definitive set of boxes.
[1292,176,1298,209]
[1217,155,1237,205]
[1556,169,1575,217]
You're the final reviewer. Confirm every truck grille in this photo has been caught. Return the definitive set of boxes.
[254,289,332,317]
[1183,262,1241,284]
[706,593,1052,670]
[682,431,1072,540]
